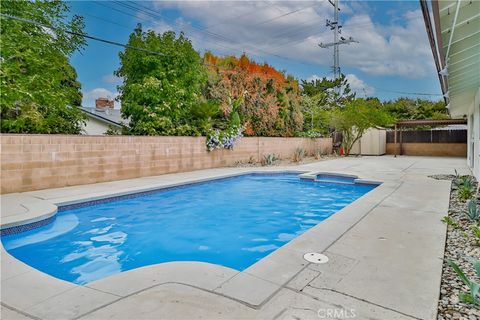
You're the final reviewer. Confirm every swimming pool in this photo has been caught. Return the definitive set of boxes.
[2,173,376,285]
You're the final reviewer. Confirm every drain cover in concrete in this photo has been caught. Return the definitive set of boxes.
[304,252,329,264]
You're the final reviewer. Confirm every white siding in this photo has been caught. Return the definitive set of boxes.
[351,128,387,156]
[468,88,480,179]
[82,117,110,135]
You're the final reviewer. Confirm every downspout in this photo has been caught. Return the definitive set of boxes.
[420,0,448,103]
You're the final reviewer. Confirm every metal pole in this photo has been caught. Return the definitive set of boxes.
[394,124,397,158]
[318,0,358,90]
[399,126,403,156]
[334,0,339,80]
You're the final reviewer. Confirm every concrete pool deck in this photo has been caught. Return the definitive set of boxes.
[0,156,470,320]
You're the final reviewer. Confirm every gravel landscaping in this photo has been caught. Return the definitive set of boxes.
[430,174,480,319]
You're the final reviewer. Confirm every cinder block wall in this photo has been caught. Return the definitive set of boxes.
[386,143,467,157]
[0,134,332,194]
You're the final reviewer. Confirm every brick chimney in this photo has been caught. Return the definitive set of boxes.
[95,98,114,109]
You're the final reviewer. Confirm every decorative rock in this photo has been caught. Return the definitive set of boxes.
[433,174,479,320]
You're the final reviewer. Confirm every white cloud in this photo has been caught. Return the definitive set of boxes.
[305,73,375,97]
[144,2,434,79]
[306,74,321,82]
[345,74,375,96]
[82,88,120,109]
[101,74,123,84]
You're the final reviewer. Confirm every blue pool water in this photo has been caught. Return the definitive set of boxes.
[2,173,376,284]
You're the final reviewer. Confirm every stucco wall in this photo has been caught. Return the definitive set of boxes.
[0,134,332,194]
[386,143,467,157]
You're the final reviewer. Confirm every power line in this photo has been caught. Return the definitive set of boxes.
[93,1,246,54]
[107,0,317,66]
[268,13,422,51]
[251,3,318,27]
[375,88,442,96]
[4,10,438,100]
[79,11,132,30]
[0,13,172,58]
[318,0,358,83]
[0,12,287,73]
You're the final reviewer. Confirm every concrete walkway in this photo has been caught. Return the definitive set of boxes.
[1,156,470,320]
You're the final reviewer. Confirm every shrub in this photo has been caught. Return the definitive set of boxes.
[262,154,279,166]
[456,176,473,189]
[458,185,474,201]
[471,225,480,245]
[314,146,328,159]
[448,259,480,306]
[292,148,306,162]
[296,130,323,138]
[204,52,303,137]
[441,216,460,229]
[206,126,243,151]
[466,200,480,221]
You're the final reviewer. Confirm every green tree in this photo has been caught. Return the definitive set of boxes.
[330,98,393,155]
[301,74,355,106]
[300,74,356,134]
[116,25,208,136]
[0,0,86,134]
[300,94,329,134]
[383,98,448,121]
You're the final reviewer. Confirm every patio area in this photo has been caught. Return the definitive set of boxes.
[1,155,470,320]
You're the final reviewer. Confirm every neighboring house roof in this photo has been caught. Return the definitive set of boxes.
[421,0,480,116]
[80,107,124,127]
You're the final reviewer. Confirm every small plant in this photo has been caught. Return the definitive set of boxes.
[314,146,328,159]
[471,224,480,245]
[466,200,480,221]
[292,148,306,163]
[262,154,279,166]
[448,259,480,306]
[458,185,474,201]
[442,216,460,229]
[451,169,461,189]
[454,169,460,180]
[456,175,473,188]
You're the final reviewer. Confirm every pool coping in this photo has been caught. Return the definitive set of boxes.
[1,167,395,316]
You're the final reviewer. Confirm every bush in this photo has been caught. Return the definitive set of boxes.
[466,200,480,221]
[458,185,474,201]
[206,126,243,151]
[262,154,279,166]
[471,224,480,245]
[204,52,303,137]
[314,146,328,159]
[292,148,306,162]
[296,130,323,138]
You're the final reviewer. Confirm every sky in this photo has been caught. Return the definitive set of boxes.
[68,0,444,109]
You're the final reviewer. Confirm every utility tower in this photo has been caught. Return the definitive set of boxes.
[318,0,358,81]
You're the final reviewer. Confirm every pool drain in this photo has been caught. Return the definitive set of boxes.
[304,252,329,264]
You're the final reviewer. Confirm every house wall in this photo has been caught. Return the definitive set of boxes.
[467,88,480,179]
[82,117,111,135]
[0,135,332,194]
